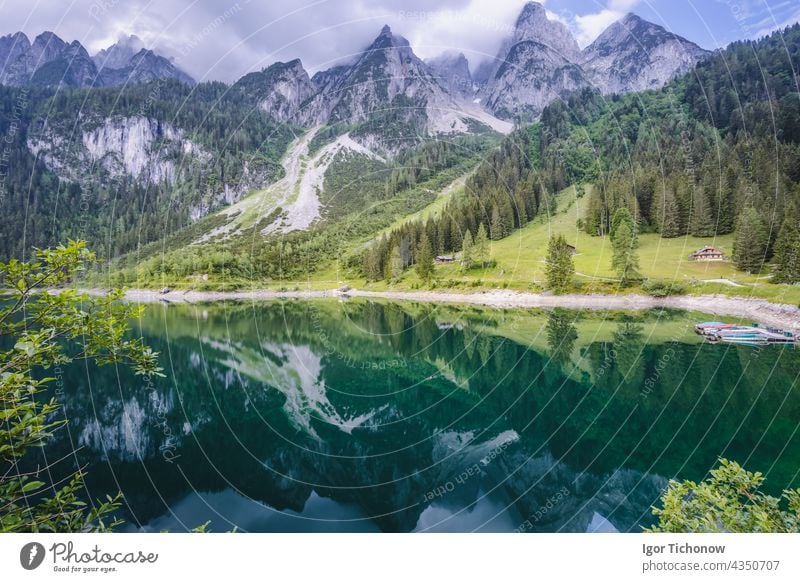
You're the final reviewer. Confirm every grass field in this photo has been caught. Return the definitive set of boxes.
[123,182,800,306]
[308,184,800,304]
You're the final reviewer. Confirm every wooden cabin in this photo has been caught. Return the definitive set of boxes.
[689,246,726,261]
[435,255,455,263]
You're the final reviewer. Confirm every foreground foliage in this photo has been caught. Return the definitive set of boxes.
[0,241,162,532]
[648,459,800,533]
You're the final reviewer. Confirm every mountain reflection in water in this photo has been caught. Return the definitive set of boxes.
[32,300,800,532]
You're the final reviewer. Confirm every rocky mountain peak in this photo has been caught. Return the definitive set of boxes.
[512,1,580,60]
[31,31,67,62]
[581,12,710,94]
[478,2,584,119]
[94,34,146,69]
[232,58,315,123]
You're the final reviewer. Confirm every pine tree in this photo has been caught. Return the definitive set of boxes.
[475,223,490,267]
[416,232,434,281]
[545,234,575,293]
[660,187,682,238]
[690,184,716,237]
[490,206,503,240]
[363,246,382,282]
[389,244,403,282]
[771,204,800,283]
[733,207,769,273]
[461,229,474,270]
[610,207,636,244]
[611,208,641,285]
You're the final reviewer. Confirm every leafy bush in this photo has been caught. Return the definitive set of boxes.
[642,279,688,297]
[648,459,800,533]
[0,241,162,532]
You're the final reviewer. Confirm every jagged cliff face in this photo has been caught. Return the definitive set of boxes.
[0,31,194,87]
[480,2,585,119]
[510,2,580,59]
[483,40,587,120]
[425,51,473,98]
[233,59,317,123]
[302,26,462,130]
[581,13,710,94]
[28,115,205,185]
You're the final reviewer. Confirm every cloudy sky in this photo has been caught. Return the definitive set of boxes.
[1,0,798,82]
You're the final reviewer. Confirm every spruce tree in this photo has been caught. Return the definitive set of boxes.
[660,187,682,238]
[475,223,490,267]
[389,245,403,282]
[490,206,503,240]
[416,232,434,281]
[461,229,474,270]
[733,207,769,273]
[772,204,800,283]
[545,234,575,293]
[611,208,641,285]
[690,185,717,237]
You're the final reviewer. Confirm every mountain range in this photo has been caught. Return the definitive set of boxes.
[0,31,194,87]
[1,2,709,120]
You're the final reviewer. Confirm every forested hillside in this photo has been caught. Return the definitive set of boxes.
[356,24,800,286]
[0,80,295,259]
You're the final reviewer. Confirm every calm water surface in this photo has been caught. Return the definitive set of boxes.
[35,300,800,532]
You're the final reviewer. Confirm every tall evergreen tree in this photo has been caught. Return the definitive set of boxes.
[659,187,682,238]
[475,223,490,267]
[611,208,641,284]
[416,232,434,281]
[733,207,769,273]
[690,184,717,237]
[490,206,503,240]
[772,203,800,283]
[389,244,403,282]
[545,234,575,293]
[461,229,474,270]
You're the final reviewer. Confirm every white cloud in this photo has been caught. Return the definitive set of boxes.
[402,0,528,65]
[571,0,641,48]
[574,9,624,47]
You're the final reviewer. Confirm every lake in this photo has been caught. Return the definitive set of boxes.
[35,299,800,532]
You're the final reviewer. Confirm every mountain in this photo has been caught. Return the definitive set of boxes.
[296,25,496,155]
[477,2,709,119]
[480,2,586,120]
[425,51,473,98]
[30,40,99,87]
[93,34,145,69]
[581,13,711,94]
[0,31,194,87]
[232,59,316,123]
[99,48,195,86]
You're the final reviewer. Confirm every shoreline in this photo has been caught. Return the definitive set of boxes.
[82,288,800,331]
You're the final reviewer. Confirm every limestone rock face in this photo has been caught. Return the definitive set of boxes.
[480,2,585,120]
[581,13,710,94]
[233,59,317,123]
[425,51,473,98]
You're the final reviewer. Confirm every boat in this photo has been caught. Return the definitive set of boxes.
[695,322,749,336]
[709,326,797,345]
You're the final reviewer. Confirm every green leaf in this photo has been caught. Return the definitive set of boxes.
[14,341,36,357]
[21,481,45,493]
